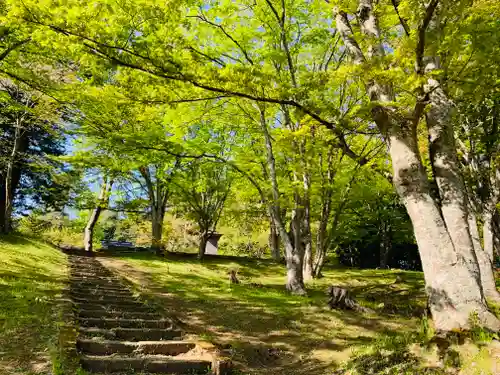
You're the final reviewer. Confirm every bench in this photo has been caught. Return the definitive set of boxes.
[100,240,134,250]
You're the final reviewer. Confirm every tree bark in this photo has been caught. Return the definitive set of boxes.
[269,217,280,261]
[84,177,113,252]
[480,204,500,301]
[259,105,306,295]
[302,172,313,281]
[336,5,500,331]
[198,231,210,259]
[151,204,165,255]
[379,221,391,269]
[389,123,499,331]
[4,118,22,233]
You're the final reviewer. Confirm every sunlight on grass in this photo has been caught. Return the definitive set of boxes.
[101,254,427,375]
[0,235,68,375]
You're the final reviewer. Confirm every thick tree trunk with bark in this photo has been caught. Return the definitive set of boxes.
[336,4,500,331]
[389,125,498,331]
[84,177,113,252]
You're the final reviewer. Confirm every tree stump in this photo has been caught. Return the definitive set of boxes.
[326,286,372,313]
[228,270,240,284]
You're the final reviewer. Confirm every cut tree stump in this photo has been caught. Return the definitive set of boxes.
[326,286,373,313]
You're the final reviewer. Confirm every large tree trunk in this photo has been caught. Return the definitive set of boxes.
[389,125,498,331]
[269,217,280,261]
[84,177,113,252]
[336,5,499,331]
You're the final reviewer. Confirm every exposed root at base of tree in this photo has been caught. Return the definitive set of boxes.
[326,285,374,313]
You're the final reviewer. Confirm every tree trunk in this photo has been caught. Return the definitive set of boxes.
[389,125,499,331]
[269,217,280,261]
[84,177,113,252]
[259,105,306,295]
[151,205,165,254]
[4,119,22,233]
[424,65,499,326]
[336,6,499,331]
[198,231,209,259]
[379,221,391,269]
[302,173,313,281]
[480,205,500,301]
[313,184,332,278]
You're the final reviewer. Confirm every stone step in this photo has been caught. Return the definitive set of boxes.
[70,286,130,294]
[73,303,154,313]
[70,289,135,298]
[72,296,144,306]
[70,280,122,287]
[80,355,212,374]
[79,317,175,329]
[77,339,195,356]
[71,277,121,283]
[79,327,183,341]
[78,309,161,320]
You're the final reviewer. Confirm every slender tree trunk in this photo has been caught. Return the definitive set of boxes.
[379,221,391,269]
[302,173,313,281]
[198,231,209,259]
[84,177,113,252]
[269,217,280,261]
[259,105,306,295]
[480,204,500,301]
[151,205,165,255]
[4,119,22,233]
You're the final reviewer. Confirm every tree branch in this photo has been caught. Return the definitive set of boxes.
[391,0,410,37]
[415,0,439,74]
[0,37,31,62]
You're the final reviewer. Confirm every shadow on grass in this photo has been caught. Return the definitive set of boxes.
[99,252,434,375]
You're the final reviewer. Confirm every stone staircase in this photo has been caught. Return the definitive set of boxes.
[69,255,229,374]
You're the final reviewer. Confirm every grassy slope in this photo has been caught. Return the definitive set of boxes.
[0,236,68,375]
[102,253,489,375]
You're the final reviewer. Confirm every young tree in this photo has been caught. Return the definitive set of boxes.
[83,174,113,252]
[173,160,232,259]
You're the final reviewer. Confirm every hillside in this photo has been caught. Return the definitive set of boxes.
[0,236,68,375]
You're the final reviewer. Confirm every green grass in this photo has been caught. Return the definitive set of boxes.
[0,235,68,375]
[100,253,437,375]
